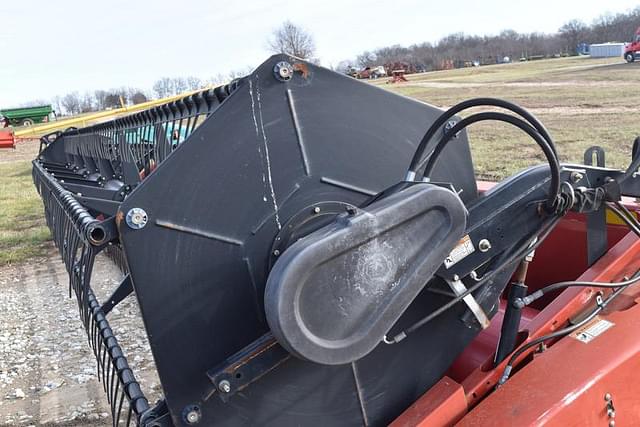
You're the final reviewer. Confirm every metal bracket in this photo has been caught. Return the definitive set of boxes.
[584,146,606,167]
[206,332,290,403]
[448,278,490,329]
[586,206,607,266]
[101,274,134,315]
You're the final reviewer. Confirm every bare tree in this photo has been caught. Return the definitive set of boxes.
[334,60,354,74]
[94,90,108,110]
[207,73,227,87]
[559,20,587,54]
[104,93,122,109]
[61,92,81,115]
[80,92,95,113]
[153,78,174,99]
[52,96,63,116]
[185,76,203,91]
[130,90,148,105]
[356,51,377,68]
[267,20,316,59]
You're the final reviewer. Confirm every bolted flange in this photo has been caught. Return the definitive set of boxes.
[273,61,294,82]
[125,208,148,229]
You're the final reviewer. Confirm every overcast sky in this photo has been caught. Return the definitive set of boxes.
[0,0,637,106]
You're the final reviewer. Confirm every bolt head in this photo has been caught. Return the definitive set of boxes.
[570,171,584,183]
[125,208,148,230]
[273,61,294,82]
[186,410,200,424]
[604,393,612,401]
[273,249,280,256]
[478,239,492,252]
[218,380,231,393]
[183,405,201,424]
[313,207,321,214]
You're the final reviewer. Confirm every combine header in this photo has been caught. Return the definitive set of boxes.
[33,55,640,426]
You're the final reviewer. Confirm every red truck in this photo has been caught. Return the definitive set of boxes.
[624,27,640,62]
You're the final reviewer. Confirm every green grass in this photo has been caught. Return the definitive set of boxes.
[0,161,50,265]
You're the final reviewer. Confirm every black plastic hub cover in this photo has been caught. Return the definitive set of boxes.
[265,183,467,364]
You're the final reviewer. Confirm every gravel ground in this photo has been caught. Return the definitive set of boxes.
[0,246,161,426]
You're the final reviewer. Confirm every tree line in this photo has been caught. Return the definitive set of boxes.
[341,7,640,72]
[18,8,640,115]
[45,68,259,116]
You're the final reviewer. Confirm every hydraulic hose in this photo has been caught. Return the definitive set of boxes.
[420,112,561,212]
[407,97,557,177]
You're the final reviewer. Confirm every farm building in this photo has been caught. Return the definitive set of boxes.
[589,42,626,57]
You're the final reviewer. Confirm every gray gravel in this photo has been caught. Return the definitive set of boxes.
[0,245,161,425]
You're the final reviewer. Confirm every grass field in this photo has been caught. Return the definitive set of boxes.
[375,56,640,179]
[0,160,49,264]
[1,56,638,265]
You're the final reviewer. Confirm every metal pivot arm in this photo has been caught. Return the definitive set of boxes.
[101,274,134,316]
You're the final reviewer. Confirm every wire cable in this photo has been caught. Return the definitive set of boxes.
[514,204,640,308]
[516,272,640,308]
[500,205,640,385]
[384,216,561,344]
[608,203,640,237]
[614,201,640,232]
[499,284,629,385]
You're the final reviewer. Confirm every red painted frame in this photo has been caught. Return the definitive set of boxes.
[392,183,640,426]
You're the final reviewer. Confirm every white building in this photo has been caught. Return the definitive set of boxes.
[589,43,626,58]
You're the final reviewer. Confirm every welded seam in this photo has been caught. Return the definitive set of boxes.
[286,89,310,176]
[351,362,369,426]
[320,176,377,196]
[155,219,243,246]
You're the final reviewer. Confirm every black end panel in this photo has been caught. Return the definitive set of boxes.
[118,55,477,426]
[265,184,467,365]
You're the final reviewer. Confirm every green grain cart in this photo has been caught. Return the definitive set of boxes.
[0,105,54,127]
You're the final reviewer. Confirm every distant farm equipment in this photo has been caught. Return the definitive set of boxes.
[0,129,15,149]
[1,105,55,127]
[357,66,387,79]
[387,69,408,83]
[346,65,388,79]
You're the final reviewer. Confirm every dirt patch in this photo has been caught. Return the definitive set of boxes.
[0,139,40,164]
[410,80,637,89]
[0,248,160,426]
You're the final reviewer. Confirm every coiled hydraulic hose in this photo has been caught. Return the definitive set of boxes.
[420,111,562,212]
[407,97,558,178]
